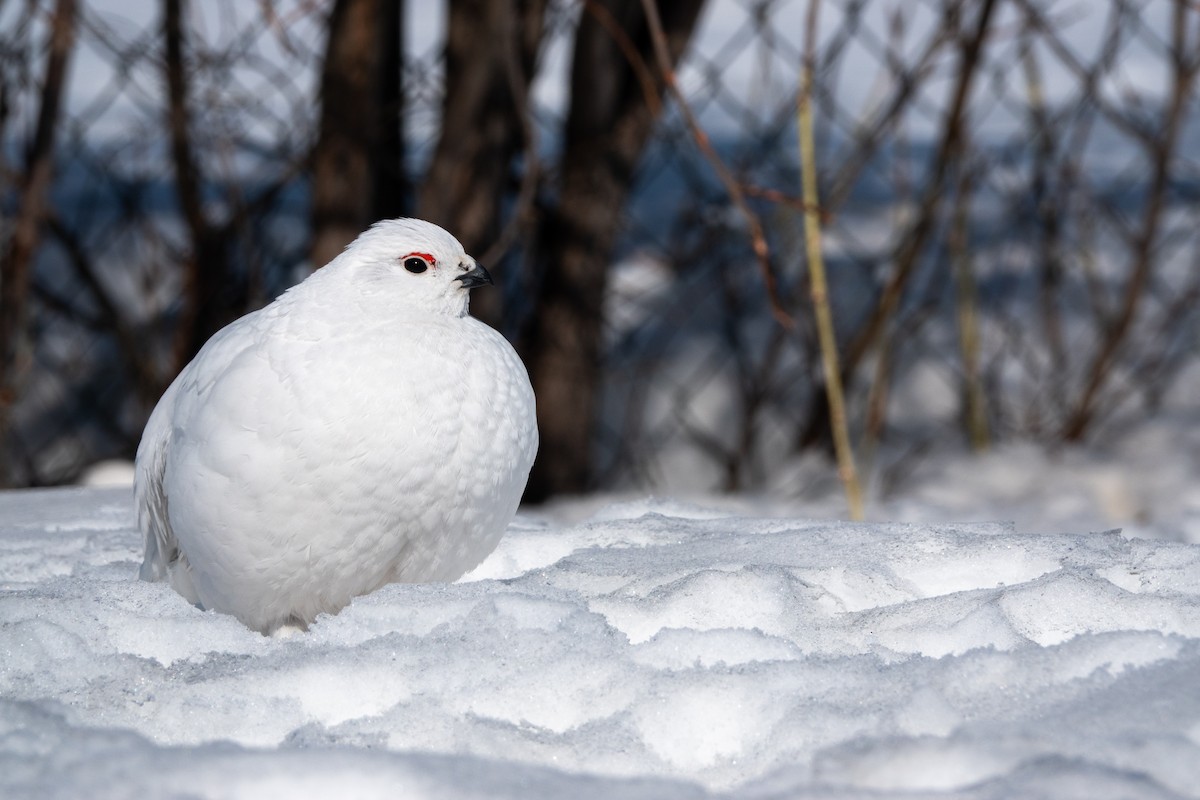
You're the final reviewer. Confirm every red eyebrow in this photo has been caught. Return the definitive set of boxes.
[404,251,436,265]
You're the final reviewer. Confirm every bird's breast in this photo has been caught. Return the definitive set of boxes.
[250,317,535,499]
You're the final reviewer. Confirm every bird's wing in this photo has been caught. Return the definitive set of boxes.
[135,374,182,585]
[133,311,270,602]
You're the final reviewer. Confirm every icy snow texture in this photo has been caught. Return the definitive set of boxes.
[3,488,1200,799]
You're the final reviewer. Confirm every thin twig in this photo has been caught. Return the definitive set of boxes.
[742,183,824,217]
[858,2,911,474]
[842,0,998,378]
[949,156,989,452]
[44,214,158,405]
[1019,16,1067,412]
[638,0,794,330]
[1062,0,1199,439]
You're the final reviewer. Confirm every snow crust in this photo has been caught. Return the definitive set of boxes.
[3,487,1200,798]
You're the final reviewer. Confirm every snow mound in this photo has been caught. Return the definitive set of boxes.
[3,489,1200,798]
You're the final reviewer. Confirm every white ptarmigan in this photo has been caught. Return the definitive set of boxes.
[135,219,538,634]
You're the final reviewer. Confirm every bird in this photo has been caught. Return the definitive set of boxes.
[135,218,538,634]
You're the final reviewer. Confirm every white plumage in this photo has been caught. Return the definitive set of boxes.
[135,219,538,634]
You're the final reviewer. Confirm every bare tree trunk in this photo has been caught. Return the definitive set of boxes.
[164,0,243,371]
[374,0,406,222]
[522,0,706,501]
[0,0,76,487]
[417,0,547,328]
[311,0,406,270]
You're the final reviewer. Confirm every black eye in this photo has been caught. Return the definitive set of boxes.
[403,256,429,274]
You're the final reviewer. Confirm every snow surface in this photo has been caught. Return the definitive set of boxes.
[3,478,1200,799]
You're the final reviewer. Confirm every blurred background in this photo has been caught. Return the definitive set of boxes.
[1,0,1198,508]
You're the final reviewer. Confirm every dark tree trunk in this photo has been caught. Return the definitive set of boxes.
[0,0,76,487]
[417,0,547,328]
[311,0,406,270]
[164,0,243,371]
[375,0,407,222]
[523,0,706,501]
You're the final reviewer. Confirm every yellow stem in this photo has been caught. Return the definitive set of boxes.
[797,44,864,521]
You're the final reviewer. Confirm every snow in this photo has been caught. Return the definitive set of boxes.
[4,460,1200,798]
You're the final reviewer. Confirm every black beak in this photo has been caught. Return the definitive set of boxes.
[456,264,493,289]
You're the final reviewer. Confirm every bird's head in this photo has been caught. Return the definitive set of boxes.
[327,218,492,317]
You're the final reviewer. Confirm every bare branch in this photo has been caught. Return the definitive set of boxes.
[1062,0,1200,439]
[638,0,794,330]
[842,0,999,377]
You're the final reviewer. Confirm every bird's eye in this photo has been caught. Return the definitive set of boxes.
[403,256,429,274]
